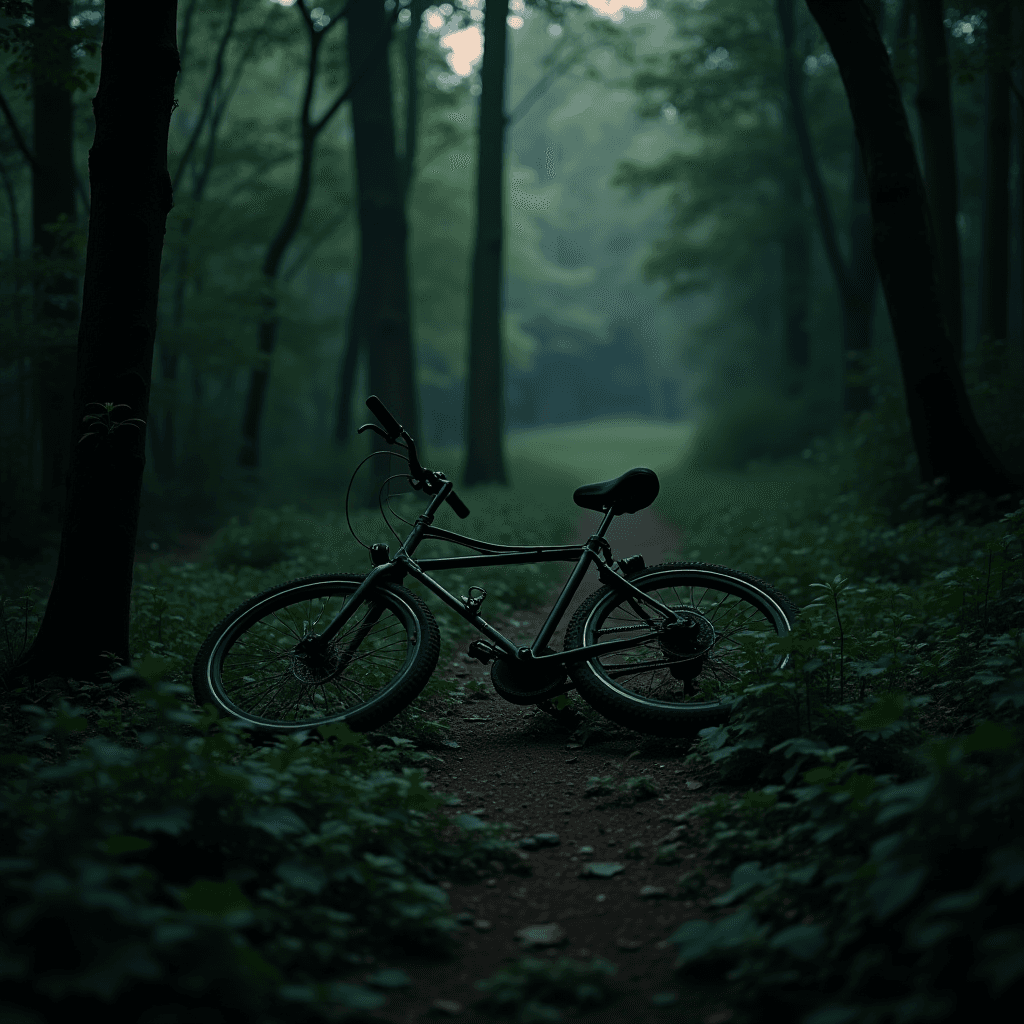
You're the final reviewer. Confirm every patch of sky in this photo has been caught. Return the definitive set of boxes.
[947,12,982,42]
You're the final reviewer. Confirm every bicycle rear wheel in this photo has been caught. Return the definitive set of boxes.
[192,574,439,733]
[565,562,797,737]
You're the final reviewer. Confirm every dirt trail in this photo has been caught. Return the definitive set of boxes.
[360,510,734,1024]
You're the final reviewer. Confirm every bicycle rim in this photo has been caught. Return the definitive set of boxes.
[204,580,425,729]
[579,568,792,706]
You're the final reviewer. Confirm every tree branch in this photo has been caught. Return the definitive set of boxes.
[171,0,241,194]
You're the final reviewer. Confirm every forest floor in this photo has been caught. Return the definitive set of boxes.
[358,509,737,1024]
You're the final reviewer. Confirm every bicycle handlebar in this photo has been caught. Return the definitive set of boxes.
[365,395,470,518]
[365,395,403,441]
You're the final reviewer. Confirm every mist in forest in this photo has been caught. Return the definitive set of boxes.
[1,0,1021,555]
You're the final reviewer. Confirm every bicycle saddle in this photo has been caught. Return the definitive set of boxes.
[572,467,660,515]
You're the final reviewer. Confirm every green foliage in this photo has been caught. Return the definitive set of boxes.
[655,388,1024,1023]
[687,387,824,469]
[0,677,521,1022]
[667,721,1024,1022]
[474,956,618,1023]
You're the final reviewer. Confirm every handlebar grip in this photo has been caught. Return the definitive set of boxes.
[446,490,471,519]
[365,395,403,440]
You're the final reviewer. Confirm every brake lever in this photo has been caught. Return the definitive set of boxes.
[357,422,392,441]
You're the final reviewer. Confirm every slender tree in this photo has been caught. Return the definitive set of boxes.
[11,0,180,683]
[31,0,78,517]
[914,0,964,364]
[464,0,511,485]
[239,1,383,468]
[804,0,1018,498]
[977,0,1012,366]
[777,0,879,414]
[334,0,419,446]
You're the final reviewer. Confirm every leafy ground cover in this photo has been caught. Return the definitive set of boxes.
[649,403,1024,1023]
[2,411,1023,1023]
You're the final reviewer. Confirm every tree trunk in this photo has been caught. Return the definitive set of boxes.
[343,0,418,447]
[978,0,1012,367]
[335,0,423,443]
[804,0,1019,499]
[914,0,964,364]
[13,0,180,683]
[464,0,510,486]
[778,0,879,415]
[32,0,79,519]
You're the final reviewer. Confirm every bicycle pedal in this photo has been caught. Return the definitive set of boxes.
[466,640,499,664]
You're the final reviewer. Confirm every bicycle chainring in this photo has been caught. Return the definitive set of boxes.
[491,647,571,705]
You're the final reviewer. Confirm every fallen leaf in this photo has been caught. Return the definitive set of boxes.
[580,862,625,879]
[516,923,567,948]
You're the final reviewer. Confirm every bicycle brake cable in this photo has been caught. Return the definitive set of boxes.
[344,448,412,550]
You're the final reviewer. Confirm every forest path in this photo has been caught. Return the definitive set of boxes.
[361,509,735,1024]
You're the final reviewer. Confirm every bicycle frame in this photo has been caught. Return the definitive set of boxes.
[316,479,683,669]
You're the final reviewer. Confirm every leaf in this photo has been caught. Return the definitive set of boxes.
[768,923,825,960]
[455,813,487,830]
[580,862,625,878]
[102,835,153,855]
[365,968,412,989]
[868,865,928,920]
[244,806,308,837]
[855,692,908,731]
[961,720,1016,754]
[317,721,363,746]
[180,879,252,917]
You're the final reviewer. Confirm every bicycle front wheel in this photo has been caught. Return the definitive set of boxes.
[192,574,440,733]
[565,562,797,737]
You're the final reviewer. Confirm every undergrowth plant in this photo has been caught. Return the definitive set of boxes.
[0,671,525,1022]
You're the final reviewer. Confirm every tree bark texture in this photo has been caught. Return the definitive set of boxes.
[32,0,79,517]
[914,0,964,363]
[978,0,1012,362]
[464,0,510,486]
[804,0,1018,499]
[345,0,419,450]
[16,0,180,681]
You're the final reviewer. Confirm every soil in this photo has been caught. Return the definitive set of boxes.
[354,510,738,1024]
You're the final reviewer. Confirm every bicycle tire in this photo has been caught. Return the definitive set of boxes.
[565,562,798,737]
[192,573,440,734]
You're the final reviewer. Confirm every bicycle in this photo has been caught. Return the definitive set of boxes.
[192,396,798,738]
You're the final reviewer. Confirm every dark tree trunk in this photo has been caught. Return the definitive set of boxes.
[804,0,1019,499]
[777,0,879,414]
[978,0,1012,366]
[464,0,510,486]
[32,0,78,518]
[239,5,363,468]
[335,0,422,444]
[843,135,879,413]
[13,0,180,683]
[346,0,418,442]
[914,0,964,364]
